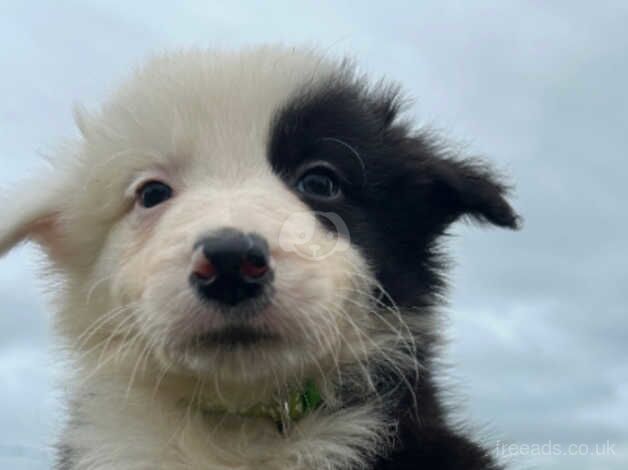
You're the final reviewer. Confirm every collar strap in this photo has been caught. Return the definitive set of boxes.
[188,379,322,434]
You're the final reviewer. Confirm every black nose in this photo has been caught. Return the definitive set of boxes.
[190,229,272,306]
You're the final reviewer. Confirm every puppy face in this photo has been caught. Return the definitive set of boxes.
[0,47,518,393]
[101,162,369,385]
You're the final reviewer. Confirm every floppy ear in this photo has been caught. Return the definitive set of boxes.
[0,178,64,258]
[424,156,521,230]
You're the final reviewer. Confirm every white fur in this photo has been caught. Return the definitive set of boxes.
[1,47,418,469]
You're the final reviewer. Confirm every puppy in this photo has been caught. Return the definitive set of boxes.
[0,46,519,469]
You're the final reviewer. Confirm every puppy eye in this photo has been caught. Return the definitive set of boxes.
[137,181,173,208]
[296,167,341,199]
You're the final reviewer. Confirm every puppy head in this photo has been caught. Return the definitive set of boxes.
[1,47,518,394]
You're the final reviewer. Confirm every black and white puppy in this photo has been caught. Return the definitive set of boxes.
[0,47,519,469]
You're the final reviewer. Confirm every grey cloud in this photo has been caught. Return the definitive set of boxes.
[1,1,626,469]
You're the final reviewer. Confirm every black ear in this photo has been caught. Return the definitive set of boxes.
[425,156,521,230]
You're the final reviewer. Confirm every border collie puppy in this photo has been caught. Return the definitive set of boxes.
[0,46,519,469]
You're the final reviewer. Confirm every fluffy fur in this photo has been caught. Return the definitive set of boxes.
[0,46,519,469]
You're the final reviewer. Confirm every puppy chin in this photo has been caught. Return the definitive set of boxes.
[143,298,317,384]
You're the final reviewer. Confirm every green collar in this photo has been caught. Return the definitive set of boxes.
[187,380,323,434]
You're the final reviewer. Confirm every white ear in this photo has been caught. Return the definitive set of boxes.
[0,177,63,258]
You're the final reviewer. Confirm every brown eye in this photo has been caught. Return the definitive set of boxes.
[137,181,172,208]
[296,167,341,199]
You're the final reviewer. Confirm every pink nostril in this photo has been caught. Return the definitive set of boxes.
[193,257,217,281]
[240,259,269,279]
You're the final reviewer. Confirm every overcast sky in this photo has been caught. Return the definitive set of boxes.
[1,1,626,469]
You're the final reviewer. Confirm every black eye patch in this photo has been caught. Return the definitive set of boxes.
[313,138,367,190]
[268,83,377,200]
[266,75,518,308]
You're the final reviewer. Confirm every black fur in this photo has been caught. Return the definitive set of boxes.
[268,72,519,470]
